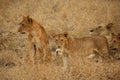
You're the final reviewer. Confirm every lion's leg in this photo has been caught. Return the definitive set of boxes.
[43,47,52,62]
[62,52,69,71]
[55,48,69,71]
[43,48,46,62]
[34,48,44,64]
[25,52,34,65]
[25,42,34,65]
[34,47,39,64]
[102,46,114,61]
[88,49,102,63]
[93,50,103,63]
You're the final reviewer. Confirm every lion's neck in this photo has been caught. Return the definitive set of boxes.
[65,38,75,50]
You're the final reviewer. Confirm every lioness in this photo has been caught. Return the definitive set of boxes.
[89,23,120,59]
[18,16,52,64]
[89,23,116,44]
[52,32,110,62]
[90,23,115,35]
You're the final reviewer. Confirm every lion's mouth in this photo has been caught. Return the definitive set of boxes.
[18,31,26,34]
[18,29,26,34]
[20,32,26,34]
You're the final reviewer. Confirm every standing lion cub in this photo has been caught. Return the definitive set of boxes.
[18,16,52,64]
[51,32,110,62]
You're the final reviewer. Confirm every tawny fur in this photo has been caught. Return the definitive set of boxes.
[18,16,52,64]
[89,23,116,44]
[52,32,110,62]
[109,33,120,59]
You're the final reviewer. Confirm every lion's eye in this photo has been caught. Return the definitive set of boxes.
[90,30,94,32]
[22,24,25,26]
[98,26,102,28]
[20,23,25,26]
[61,39,63,41]
[118,37,120,39]
[113,40,116,43]
[55,39,58,41]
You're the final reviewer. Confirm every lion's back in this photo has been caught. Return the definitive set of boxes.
[67,37,97,55]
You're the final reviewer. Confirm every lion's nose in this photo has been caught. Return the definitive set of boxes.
[112,48,117,51]
[90,30,94,32]
[19,32,26,34]
[56,51,58,53]
[58,46,61,48]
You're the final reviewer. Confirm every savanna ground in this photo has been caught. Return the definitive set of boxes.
[0,0,120,80]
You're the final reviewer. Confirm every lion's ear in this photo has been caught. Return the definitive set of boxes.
[98,26,102,28]
[106,23,113,29]
[63,32,68,37]
[26,16,33,24]
[110,33,114,37]
[110,33,116,39]
[111,33,115,36]
[118,36,120,40]
[50,32,56,38]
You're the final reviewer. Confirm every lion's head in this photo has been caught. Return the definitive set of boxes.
[89,26,103,36]
[89,23,114,36]
[51,32,68,50]
[18,16,33,34]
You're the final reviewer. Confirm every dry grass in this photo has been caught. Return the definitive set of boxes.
[0,32,120,80]
[0,0,120,80]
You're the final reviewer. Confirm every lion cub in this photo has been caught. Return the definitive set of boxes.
[18,16,52,64]
[51,32,110,62]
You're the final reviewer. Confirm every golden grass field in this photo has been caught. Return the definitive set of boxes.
[0,0,120,80]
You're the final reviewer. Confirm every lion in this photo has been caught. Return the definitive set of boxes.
[18,16,52,64]
[89,23,115,36]
[89,23,116,44]
[109,33,120,59]
[51,32,110,62]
